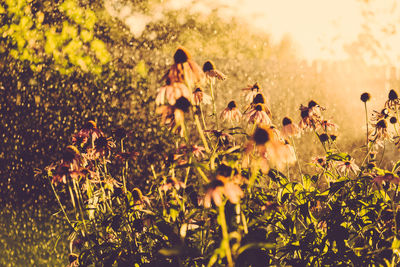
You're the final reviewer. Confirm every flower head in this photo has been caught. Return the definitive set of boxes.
[281,117,300,138]
[156,79,191,105]
[202,60,226,80]
[164,47,204,87]
[193,87,212,105]
[203,170,243,208]
[220,100,242,123]
[243,124,290,172]
[369,119,391,143]
[156,96,191,136]
[245,104,272,125]
[360,92,371,103]
[242,82,261,102]
[386,89,399,110]
[336,158,360,174]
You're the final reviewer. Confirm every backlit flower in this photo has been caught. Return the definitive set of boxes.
[243,124,288,172]
[249,93,272,117]
[75,120,103,143]
[156,78,191,105]
[299,107,320,130]
[202,60,226,80]
[242,82,261,102]
[193,87,211,105]
[245,104,271,125]
[312,156,328,169]
[165,47,204,87]
[220,100,242,123]
[281,117,300,138]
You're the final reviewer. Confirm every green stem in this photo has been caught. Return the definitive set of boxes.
[364,102,369,151]
[218,202,233,267]
[194,113,210,153]
[290,137,303,180]
[49,177,75,231]
[121,139,127,194]
[209,79,219,130]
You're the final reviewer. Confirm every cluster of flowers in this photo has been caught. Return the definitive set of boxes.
[45,121,136,190]
[155,47,343,207]
[359,90,400,184]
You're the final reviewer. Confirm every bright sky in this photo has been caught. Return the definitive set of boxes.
[226,0,363,61]
[107,0,400,64]
[218,0,400,64]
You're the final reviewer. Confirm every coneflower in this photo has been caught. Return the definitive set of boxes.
[386,89,400,110]
[242,82,261,102]
[164,47,204,87]
[336,158,360,174]
[192,87,212,105]
[202,60,226,80]
[220,100,242,123]
[243,124,289,172]
[156,78,191,105]
[281,117,300,138]
[369,119,391,143]
[245,104,271,125]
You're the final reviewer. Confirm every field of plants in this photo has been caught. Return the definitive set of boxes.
[1,0,400,266]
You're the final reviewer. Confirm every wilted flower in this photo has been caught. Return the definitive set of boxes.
[369,119,391,143]
[307,100,325,116]
[386,89,400,110]
[202,60,226,80]
[281,117,300,138]
[156,78,191,105]
[242,82,261,102]
[205,129,233,147]
[336,158,360,174]
[245,104,272,125]
[220,101,242,123]
[131,188,151,209]
[192,87,212,105]
[371,108,389,122]
[61,145,82,170]
[75,120,103,143]
[373,172,400,185]
[318,119,338,133]
[164,47,204,87]
[249,93,272,117]
[93,136,116,158]
[299,106,322,130]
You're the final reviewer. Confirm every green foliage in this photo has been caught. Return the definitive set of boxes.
[0,0,110,74]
